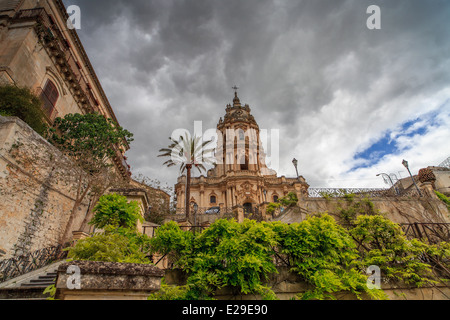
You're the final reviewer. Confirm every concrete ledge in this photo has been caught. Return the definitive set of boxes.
[55,261,164,300]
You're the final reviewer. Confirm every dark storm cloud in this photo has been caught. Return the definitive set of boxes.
[62,0,450,188]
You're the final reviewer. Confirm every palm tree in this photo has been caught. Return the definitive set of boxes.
[159,133,215,223]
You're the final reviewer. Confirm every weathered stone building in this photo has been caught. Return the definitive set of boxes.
[0,0,144,259]
[174,91,310,217]
[0,0,130,178]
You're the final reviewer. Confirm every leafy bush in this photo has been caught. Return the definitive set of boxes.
[150,219,278,300]
[89,193,143,230]
[66,194,150,264]
[273,214,386,300]
[350,215,448,287]
[148,279,194,300]
[0,84,48,136]
[149,214,449,300]
[66,227,151,264]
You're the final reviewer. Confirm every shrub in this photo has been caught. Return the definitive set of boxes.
[66,227,151,264]
[148,215,448,300]
[350,215,445,287]
[89,193,143,230]
[274,214,386,300]
[0,84,48,136]
[66,193,150,264]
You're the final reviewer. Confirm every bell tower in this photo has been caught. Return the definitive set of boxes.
[212,87,274,178]
[174,88,309,215]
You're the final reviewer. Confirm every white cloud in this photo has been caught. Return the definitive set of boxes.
[63,0,450,191]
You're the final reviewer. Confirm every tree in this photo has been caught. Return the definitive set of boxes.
[0,84,48,136]
[47,113,134,244]
[158,133,214,223]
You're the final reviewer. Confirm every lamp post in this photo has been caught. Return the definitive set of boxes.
[377,173,400,195]
[292,158,299,180]
[402,160,423,197]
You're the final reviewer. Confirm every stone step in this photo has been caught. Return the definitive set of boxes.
[34,275,57,280]
[21,272,57,288]
[0,262,62,299]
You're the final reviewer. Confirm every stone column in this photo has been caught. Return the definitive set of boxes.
[200,190,205,208]
[226,188,230,209]
[179,191,185,212]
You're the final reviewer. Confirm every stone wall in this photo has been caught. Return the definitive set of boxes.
[0,116,89,258]
[55,261,164,300]
[275,193,450,225]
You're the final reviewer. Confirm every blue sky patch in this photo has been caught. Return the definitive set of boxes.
[350,108,442,171]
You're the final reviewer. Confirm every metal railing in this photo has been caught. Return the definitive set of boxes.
[174,207,235,216]
[308,188,420,198]
[0,245,68,284]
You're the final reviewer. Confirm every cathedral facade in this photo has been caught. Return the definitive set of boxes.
[174,91,310,216]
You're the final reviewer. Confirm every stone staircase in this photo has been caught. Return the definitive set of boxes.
[0,261,63,300]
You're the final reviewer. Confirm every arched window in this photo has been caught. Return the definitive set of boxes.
[240,155,249,171]
[273,195,279,203]
[239,130,245,141]
[210,195,217,204]
[40,80,59,120]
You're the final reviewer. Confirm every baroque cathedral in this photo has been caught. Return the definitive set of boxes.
[174,90,310,216]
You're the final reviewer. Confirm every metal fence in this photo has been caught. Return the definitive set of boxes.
[308,188,420,198]
[0,245,67,284]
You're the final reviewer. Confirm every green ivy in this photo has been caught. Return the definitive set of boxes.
[272,214,386,300]
[350,215,448,287]
[149,214,449,300]
[150,219,278,300]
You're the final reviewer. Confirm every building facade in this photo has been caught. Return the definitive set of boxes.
[0,0,130,178]
[0,0,141,258]
[174,91,309,217]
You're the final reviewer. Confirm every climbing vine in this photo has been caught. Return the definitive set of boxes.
[148,214,449,300]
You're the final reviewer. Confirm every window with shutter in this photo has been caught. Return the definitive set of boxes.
[40,80,59,119]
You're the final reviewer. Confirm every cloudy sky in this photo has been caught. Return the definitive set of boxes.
[62,0,450,191]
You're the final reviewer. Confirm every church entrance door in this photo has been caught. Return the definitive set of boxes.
[243,203,253,214]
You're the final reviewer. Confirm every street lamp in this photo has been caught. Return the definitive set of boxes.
[292,158,299,180]
[377,173,400,195]
[402,160,423,197]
